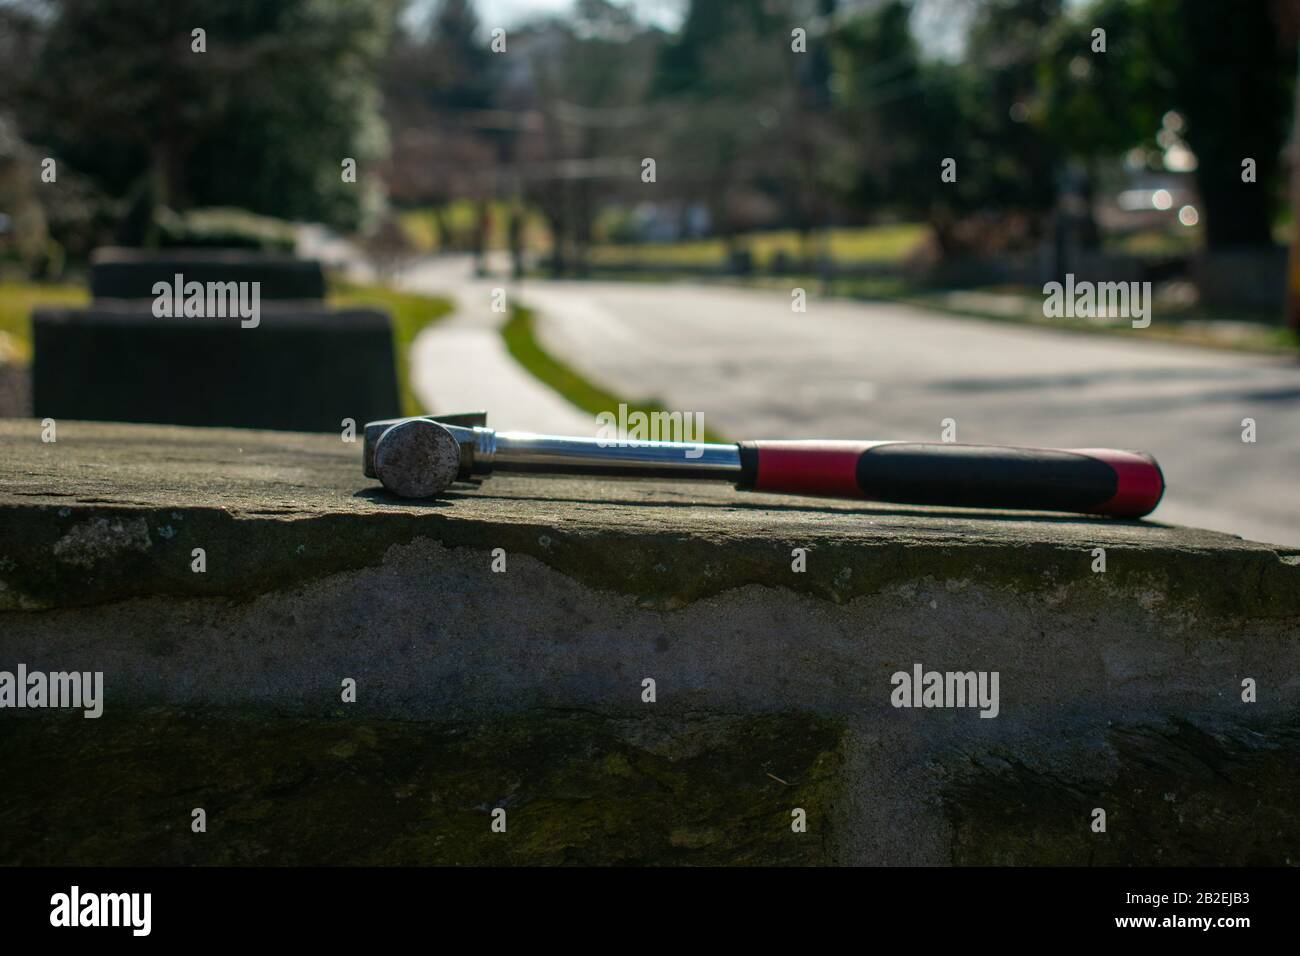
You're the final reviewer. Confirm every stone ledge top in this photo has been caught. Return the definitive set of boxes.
[90,247,313,265]
[31,305,390,329]
[1,419,1297,616]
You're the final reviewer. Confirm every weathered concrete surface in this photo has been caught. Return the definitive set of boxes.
[1,420,1298,865]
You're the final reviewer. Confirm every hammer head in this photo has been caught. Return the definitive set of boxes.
[362,411,487,479]
[371,418,463,498]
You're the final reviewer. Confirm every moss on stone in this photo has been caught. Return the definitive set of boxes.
[944,717,1300,865]
[0,708,846,866]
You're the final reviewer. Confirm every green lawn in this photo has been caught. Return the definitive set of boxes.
[502,304,728,443]
[397,201,549,254]
[829,278,1300,354]
[0,281,89,363]
[587,223,930,270]
[399,216,930,269]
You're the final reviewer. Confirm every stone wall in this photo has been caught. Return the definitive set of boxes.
[2,420,1297,864]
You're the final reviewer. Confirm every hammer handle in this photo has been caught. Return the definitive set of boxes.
[737,441,1164,518]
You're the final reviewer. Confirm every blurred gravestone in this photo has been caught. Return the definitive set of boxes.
[90,247,327,301]
[32,247,399,432]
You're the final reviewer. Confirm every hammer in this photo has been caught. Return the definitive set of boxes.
[363,413,1165,518]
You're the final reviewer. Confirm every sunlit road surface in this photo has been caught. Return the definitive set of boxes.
[521,280,1300,548]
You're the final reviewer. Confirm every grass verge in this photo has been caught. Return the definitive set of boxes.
[0,281,89,363]
[502,303,728,443]
[826,279,1300,355]
[587,223,929,270]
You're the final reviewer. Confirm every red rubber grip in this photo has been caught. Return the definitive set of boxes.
[1072,448,1166,518]
[741,440,1164,518]
[749,440,881,498]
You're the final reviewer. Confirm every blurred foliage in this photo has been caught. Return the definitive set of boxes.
[6,0,395,242]
[1137,0,1294,248]
[0,0,1296,279]
[154,207,298,252]
[1103,227,1202,258]
[398,201,550,253]
[382,0,500,208]
[1039,0,1295,248]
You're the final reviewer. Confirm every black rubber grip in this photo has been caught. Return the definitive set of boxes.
[856,443,1118,511]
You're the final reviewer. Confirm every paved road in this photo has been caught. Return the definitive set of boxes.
[519,280,1300,547]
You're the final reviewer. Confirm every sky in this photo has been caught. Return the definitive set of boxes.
[407,0,687,32]
[404,0,994,60]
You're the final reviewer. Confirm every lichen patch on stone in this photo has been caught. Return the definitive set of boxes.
[52,516,152,568]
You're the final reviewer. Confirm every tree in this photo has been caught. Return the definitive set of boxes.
[833,1,950,219]
[946,0,1064,249]
[515,0,663,275]
[835,1,1006,254]
[383,0,509,263]
[1041,0,1298,250]
[1139,0,1294,248]
[425,0,495,112]
[14,0,395,234]
[652,0,799,261]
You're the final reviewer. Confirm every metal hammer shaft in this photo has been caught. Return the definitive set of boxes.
[488,431,741,480]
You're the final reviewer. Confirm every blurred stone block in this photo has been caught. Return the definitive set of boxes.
[90,247,327,301]
[31,305,399,432]
[1195,246,1288,313]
